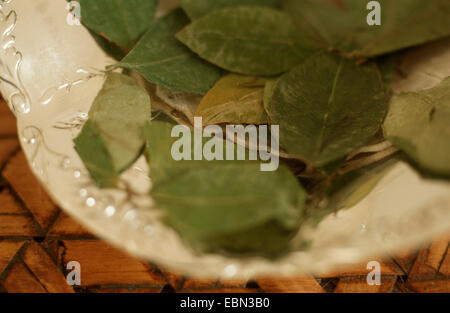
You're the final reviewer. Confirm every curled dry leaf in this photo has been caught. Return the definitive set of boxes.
[195,74,268,126]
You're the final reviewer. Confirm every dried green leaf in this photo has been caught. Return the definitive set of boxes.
[176,6,315,76]
[144,119,306,255]
[73,120,118,187]
[74,72,151,188]
[281,0,450,58]
[179,0,278,19]
[79,0,158,53]
[267,53,388,170]
[119,9,222,95]
[195,74,268,125]
[383,77,450,177]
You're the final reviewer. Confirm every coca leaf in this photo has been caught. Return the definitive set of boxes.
[281,0,450,58]
[195,74,268,125]
[74,73,151,187]
[119,9,222,95]
[267,53,387,170]
[176,6,315,76]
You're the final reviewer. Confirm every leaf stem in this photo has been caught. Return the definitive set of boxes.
[346,140,393,160]
[338,146,399,175]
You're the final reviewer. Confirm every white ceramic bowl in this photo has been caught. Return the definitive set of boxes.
[1,0,450,278]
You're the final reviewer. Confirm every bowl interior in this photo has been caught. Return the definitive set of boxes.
[1,0,449,278]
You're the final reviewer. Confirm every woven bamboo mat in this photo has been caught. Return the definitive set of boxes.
[0,99,449,293]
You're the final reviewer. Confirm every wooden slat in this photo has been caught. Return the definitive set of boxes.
[159,267,184,290]
[47,212,92,237]
[182,278,218,290]
[2,151,59,230]
[39,240,63,266]
[409,237,449,279]
[59,240,166,287]
[22,241,75,293]
[0,190,41,237]
[438,248,450,276]
[0,215,42,237]
[407,279,450,293]
[392,247,418,275]
[90,285,164,293]
[319,258,404,278]
[180,288,260,293]
[0,190,27,215]
[0,101,17,137]
[2,260,47,293]
[255,276,324,293]
[217,278,249,288]
[0,138,19,168]
[0,240,25,275]
[334,276,397,293]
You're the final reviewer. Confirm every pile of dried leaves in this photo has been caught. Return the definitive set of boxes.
[72,0,450,256]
